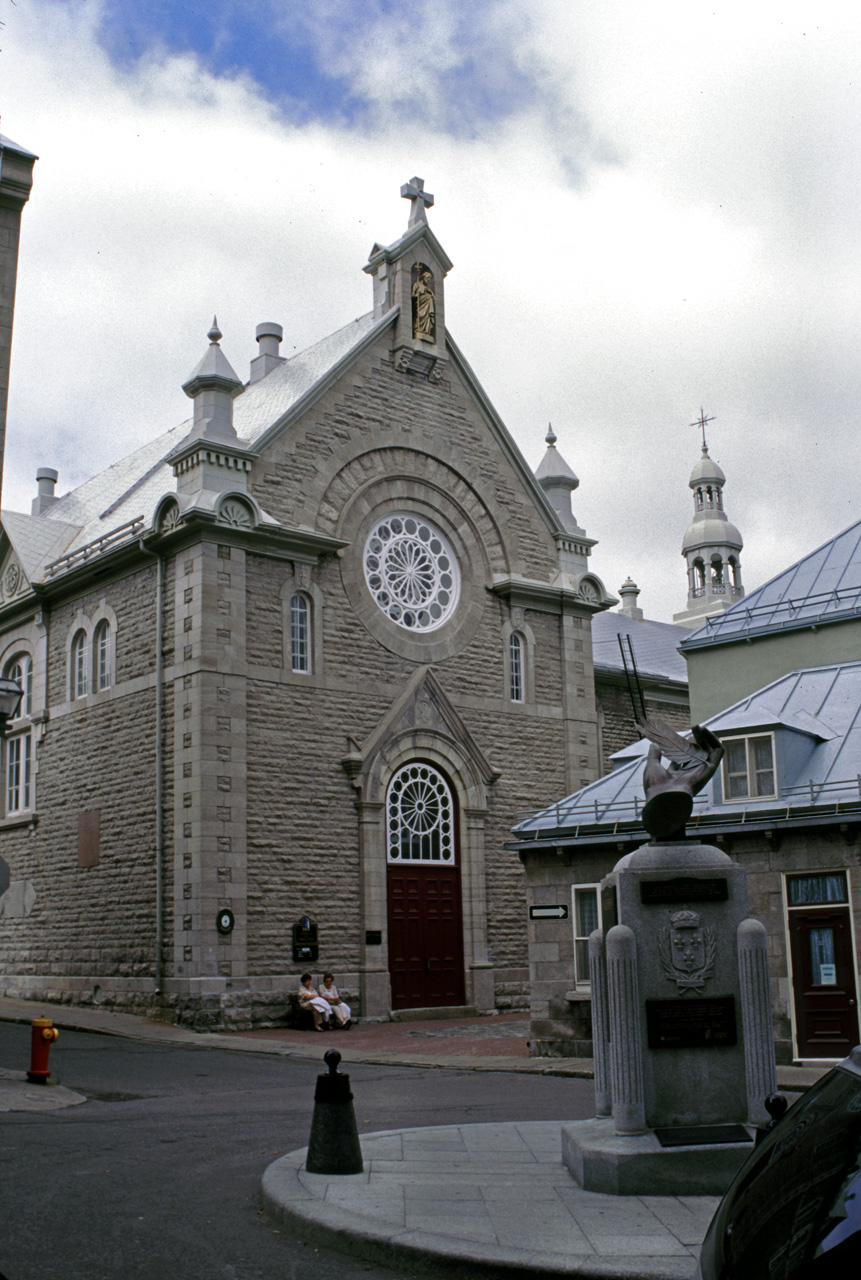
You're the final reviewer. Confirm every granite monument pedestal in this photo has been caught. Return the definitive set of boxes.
[562,839,776,1195]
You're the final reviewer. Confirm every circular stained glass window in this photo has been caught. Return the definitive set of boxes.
[363,514,460,632]
[387,763,454,863]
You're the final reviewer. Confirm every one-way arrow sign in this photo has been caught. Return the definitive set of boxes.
[529,905,569,920]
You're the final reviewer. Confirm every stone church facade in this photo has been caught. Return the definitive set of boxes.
[0,179,615,1028]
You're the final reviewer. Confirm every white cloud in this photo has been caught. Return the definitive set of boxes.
[2,0,859,625]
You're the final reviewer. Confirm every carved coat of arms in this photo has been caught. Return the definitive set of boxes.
[659,909,716,993]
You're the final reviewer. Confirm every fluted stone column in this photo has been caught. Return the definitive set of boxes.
[589,928,612,1117]
[738,918,777,1127]
[606,924,646,1135]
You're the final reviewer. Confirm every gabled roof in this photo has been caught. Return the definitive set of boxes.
[592,611,688,685]
[681,517,861,650]
[0,510,82,583]
[510,660,861,843]
[1,310,391,575]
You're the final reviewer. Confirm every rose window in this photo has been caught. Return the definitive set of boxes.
[387,764,454,863]
[363,515,459,631]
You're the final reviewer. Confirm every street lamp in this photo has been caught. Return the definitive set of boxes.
[0,674,24,729]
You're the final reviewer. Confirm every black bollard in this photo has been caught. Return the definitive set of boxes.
[305,1049,364,1174]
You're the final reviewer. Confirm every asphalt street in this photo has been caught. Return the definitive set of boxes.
[0,1023,597,1280]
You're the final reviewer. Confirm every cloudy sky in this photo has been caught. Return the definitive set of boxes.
[1,1,859,621]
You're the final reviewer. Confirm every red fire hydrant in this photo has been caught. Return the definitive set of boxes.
[27,1016,59,1083]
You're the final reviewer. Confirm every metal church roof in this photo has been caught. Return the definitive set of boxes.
[681,517,861,650]
[591,610,688,684]
[510,660,861,844]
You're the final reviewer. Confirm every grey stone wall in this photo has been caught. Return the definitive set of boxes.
[1,325,608,1026]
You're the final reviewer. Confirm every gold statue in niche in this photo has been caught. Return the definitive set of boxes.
[411,263,435,343]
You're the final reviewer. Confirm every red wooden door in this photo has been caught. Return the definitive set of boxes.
[789,906,859,1058]
[387,865,465,1010]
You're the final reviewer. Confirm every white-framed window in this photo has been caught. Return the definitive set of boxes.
[94,619,112,691]
[71,629,88,699]
[572,884,601,987]
[6,730,31,813]
[363,513,460,633]
[509,633,523,702]
[722,734,776,800]
[386,762,455,864]
[290,593,310,673]
[6,654,32,717]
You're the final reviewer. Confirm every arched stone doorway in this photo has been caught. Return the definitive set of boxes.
[342,666,499,1019]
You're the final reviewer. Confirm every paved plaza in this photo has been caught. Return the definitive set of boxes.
[263,1121,717,1278]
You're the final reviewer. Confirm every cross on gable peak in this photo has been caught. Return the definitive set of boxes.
[401,175,434,227]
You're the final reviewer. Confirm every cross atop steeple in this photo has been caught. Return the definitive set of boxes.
[690,407,716,452]
[400,176,434,227]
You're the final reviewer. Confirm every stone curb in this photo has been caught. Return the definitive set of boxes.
[0,1069,87,1112]
[261,1140,699,1280]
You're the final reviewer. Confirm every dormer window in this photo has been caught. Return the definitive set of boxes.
[722,734,776,800]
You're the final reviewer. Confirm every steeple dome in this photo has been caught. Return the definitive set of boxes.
[673,433,745,628]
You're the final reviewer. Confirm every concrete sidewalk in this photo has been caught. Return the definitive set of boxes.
[262,1120,717,1279]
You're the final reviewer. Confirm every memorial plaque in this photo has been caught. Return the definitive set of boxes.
[601,883,618,930]
[292,914,319,963]
[646,995,737,1049]
[655,1124,751,1148]
[640,876,728,906]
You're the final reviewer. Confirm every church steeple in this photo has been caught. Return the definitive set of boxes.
[673,411,744,627]
[364,176,452,376]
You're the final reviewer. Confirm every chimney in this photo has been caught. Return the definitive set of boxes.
[31,466,58,515]
[249,322,285,383]
[618,577,644,621]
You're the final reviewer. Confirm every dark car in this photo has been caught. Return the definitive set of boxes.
[695,1045,861,1279]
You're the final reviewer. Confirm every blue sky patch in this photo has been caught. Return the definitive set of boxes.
[93,0,536,131]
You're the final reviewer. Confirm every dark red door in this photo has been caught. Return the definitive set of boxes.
[789,906,859,1058]
[387,865,465,1010]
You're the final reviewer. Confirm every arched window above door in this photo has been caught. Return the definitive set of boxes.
[386,763,454,864]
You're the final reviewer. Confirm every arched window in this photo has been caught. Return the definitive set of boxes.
[6,654,32,718]
[711,556,724,586]
[4,652,33,814]
[94,620,112,691]
[386,763,454,864]
[71,630,88,699]
[6,730,31,813]
[692,559,705,593]
[290,594,310,673]
[509,633,524,702]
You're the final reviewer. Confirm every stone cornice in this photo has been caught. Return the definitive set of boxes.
[0,517,348,614]
[491,575,613,616]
